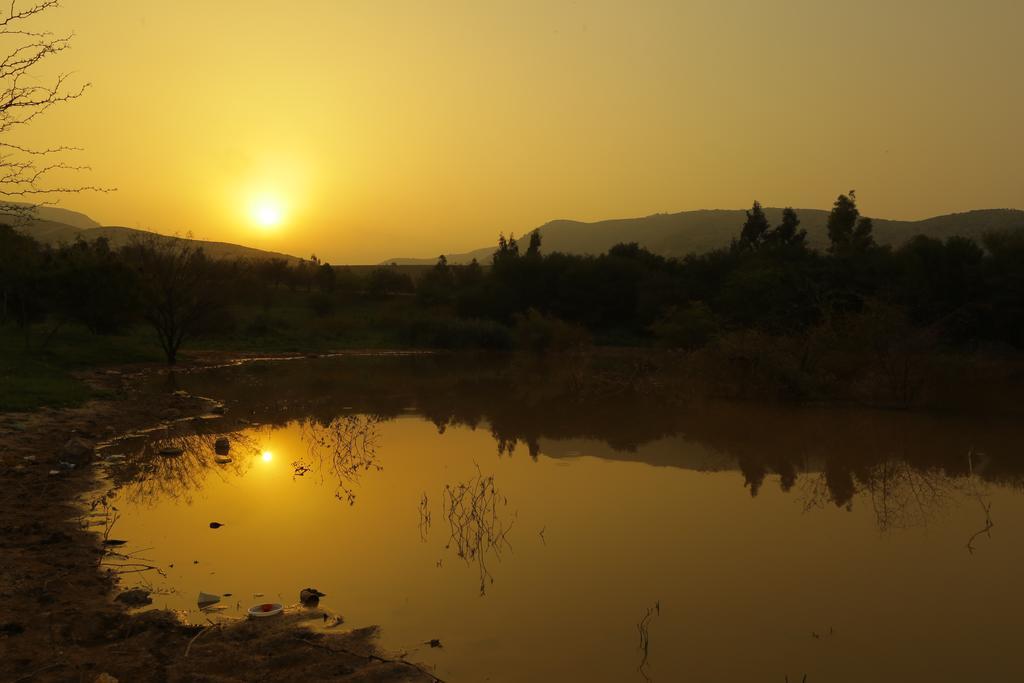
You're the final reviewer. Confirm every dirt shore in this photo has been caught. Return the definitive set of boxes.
[0,354,438,683]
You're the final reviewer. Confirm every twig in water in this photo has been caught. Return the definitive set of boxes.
[418,492,431,542]
[637,601,659,680]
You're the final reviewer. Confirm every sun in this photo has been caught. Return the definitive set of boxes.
[250,197,285,229]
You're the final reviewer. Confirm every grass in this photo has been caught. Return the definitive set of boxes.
[0,324,161,412]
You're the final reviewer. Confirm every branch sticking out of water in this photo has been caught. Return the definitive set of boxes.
[442,463,514,596]
[418,492,432,542]
[637,601,659,680]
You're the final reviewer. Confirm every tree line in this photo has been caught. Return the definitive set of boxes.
[2,192,1023,366]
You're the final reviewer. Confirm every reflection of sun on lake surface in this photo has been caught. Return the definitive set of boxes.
[105,356,1024,683]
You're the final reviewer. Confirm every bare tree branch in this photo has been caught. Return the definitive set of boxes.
[0,1,112,221]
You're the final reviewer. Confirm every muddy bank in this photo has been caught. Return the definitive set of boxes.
[0,354,438,682]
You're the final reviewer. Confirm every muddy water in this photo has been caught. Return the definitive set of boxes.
[103,355,1024,682]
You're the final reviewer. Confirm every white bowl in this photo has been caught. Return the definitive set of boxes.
[248,602,283,618]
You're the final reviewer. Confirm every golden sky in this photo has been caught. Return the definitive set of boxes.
[17,0,1024,263]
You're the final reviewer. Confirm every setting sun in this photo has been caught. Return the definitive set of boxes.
[261,450,273,462]
[250,198,284,229]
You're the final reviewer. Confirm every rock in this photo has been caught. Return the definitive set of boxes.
[211,404,226,415]
[214,437,230,454]
[61,437,95,465]
[300,588,326,607]
[160,408,181,420]
[158,446,184,456]
[115,589,152,607]
[95,673,119,683]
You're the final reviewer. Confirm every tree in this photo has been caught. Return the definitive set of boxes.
[417,254,455,305]
[315,262,336,293]
[0,2,109,218]
[0,223,45,330]
[766,207,807,249]
[827,191,875,255]
[50,236,138,333]
[122,236,222,365]
[526,230,542,258]
[737,200,770,251]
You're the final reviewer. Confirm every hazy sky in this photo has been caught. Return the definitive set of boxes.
[17,0,1024,263]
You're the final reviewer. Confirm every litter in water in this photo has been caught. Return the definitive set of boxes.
[248,603,284,618]
[197,591,221,608]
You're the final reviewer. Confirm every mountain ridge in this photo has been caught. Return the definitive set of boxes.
[383,207,1024,265]
[9,206,302,264]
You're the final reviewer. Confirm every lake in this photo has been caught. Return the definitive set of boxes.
[95,354,1024,682]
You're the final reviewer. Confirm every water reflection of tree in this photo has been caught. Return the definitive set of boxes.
[167,355,1024,531]
[442,465,514,596]
[296,415,382,505]
[114,427,259,505]
[799,459,959,531]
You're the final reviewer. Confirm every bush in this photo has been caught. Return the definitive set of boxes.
[307,291,336,317]
[513,309,591,352]
[397,315,512,350]
[651,302,719,350]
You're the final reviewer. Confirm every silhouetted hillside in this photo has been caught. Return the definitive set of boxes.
[8,205,301,263]
[385,208,1024,264]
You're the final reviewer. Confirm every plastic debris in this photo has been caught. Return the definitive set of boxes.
[248,603,283,618]
[209,522,224,529]
[197,591,220,608]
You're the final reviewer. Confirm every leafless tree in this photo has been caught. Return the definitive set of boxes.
[122,235,222,365]
[0,1,109,219]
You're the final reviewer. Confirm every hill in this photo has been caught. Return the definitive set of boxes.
[384,208,1024,265]
[7,205,302,263]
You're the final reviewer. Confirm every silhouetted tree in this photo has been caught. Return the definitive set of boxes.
[737,200,770,251]
[0,224,45,332]
[122,236,223,365]
[0,2,108,219]
[766,207,807,249]
[827,191,875,255]
[315,263,337,293]
[526,230,542,258]
[417,254,455,305]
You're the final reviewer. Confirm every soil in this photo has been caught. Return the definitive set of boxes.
[0,353,439,683]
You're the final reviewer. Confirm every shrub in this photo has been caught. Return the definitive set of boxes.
[513,309,591,352]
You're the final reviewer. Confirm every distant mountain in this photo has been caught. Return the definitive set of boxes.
[383,208,1024,265]
[7,205,302,264]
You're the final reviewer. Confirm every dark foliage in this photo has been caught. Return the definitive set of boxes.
[2,191,1023,365]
